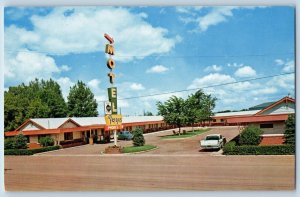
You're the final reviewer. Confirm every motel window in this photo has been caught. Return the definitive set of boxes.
[64,132,73,140]
[212,119,216,122]
[260,123,273,129]
[220,119,224,122]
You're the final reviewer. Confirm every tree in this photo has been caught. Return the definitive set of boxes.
[4,79,67,131]
[200,94,217,125]
[39,136,55,147]
[284,114,295,145]
[38,79,68,117]
[143,111,153,116]
[14,134,28,149]
[239,126,263,145]
[5,84,32,131]
[184,90,216,131]
[157,96,187,134]
[67,81,98,117]
[132,128,145,146]
[184,94,198,132]
[4,138,16,150]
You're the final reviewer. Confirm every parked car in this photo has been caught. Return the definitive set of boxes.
[200,134,226,150]
[118,131,133,140]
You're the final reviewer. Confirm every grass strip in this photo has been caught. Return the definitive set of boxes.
[160,129,210,139]
[122,144,157,153]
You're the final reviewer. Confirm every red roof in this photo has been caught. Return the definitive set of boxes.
[226,114,289,124]
[4,120,165,137]
[255,96,295,115]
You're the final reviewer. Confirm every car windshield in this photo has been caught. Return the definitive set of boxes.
[206,136,220,140]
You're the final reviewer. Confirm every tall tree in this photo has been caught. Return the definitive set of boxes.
[284,114,295,145]
[184,90,217,129]
[157,96,187,134]
[5,85,30,131]
[4,79,67,131]
[39,79,67,117]
[143,111,153,116]
[67,81,98,117]
[201,94,217,125]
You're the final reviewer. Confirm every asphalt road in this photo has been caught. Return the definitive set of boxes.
[4,154,295,191]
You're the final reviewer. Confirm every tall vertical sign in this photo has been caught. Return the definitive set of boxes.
[104,33,123,146]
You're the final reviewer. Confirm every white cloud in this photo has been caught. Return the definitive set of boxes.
[177,7,265,32]
[268,74,294,89]
[4,50,60,84]
[229,81,258,91]
[176,7,203,14]
[186,71,285,112]
[198,7,236,32]
[94,95,106,102]
[227,63,243,68]
[282,60,294,72]
[5,7,180,62]
[234,66,257,77]
[204,64,222,72]
[275,59,284,65]
[146,65,169,73]
[188,73,235,89]
[130,83,145,90]
[274,59,295,72]
[251,87,277,95]
[60,65,71,71]
[118,99,130,108]
[56,77,75,99]
[87,79,101,90]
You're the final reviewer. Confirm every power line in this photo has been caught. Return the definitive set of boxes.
[4,49,294,58]
[97,72,294,102]
[4,72,294,110]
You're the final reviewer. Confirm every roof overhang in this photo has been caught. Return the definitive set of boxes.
[226,114,289,124]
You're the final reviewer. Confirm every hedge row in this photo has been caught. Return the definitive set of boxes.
[223,142,295,155]
[4,146,60,155]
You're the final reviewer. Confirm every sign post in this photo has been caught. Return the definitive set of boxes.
[104,33,122,147]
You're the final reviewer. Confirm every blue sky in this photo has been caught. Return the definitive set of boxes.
[4,6,295,116]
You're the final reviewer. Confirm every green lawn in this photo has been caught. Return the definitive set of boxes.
[122,145,157,153]
[160,129,210,139]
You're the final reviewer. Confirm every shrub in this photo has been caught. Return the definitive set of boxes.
[39,136,55,147]
[284,114,295,145]
[4,146,60,155]
[4,149,33,155]
[132,128,145,147]
[239,126,263,145]
[14,134,28,149]
[223,143,295,155]
[4,138,16,150]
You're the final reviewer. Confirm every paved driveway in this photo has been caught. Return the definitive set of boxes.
[37,126,239,156]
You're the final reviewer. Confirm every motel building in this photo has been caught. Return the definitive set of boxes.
[4,96,295,148]
[4,116,169,149]
[211,96,295,145]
